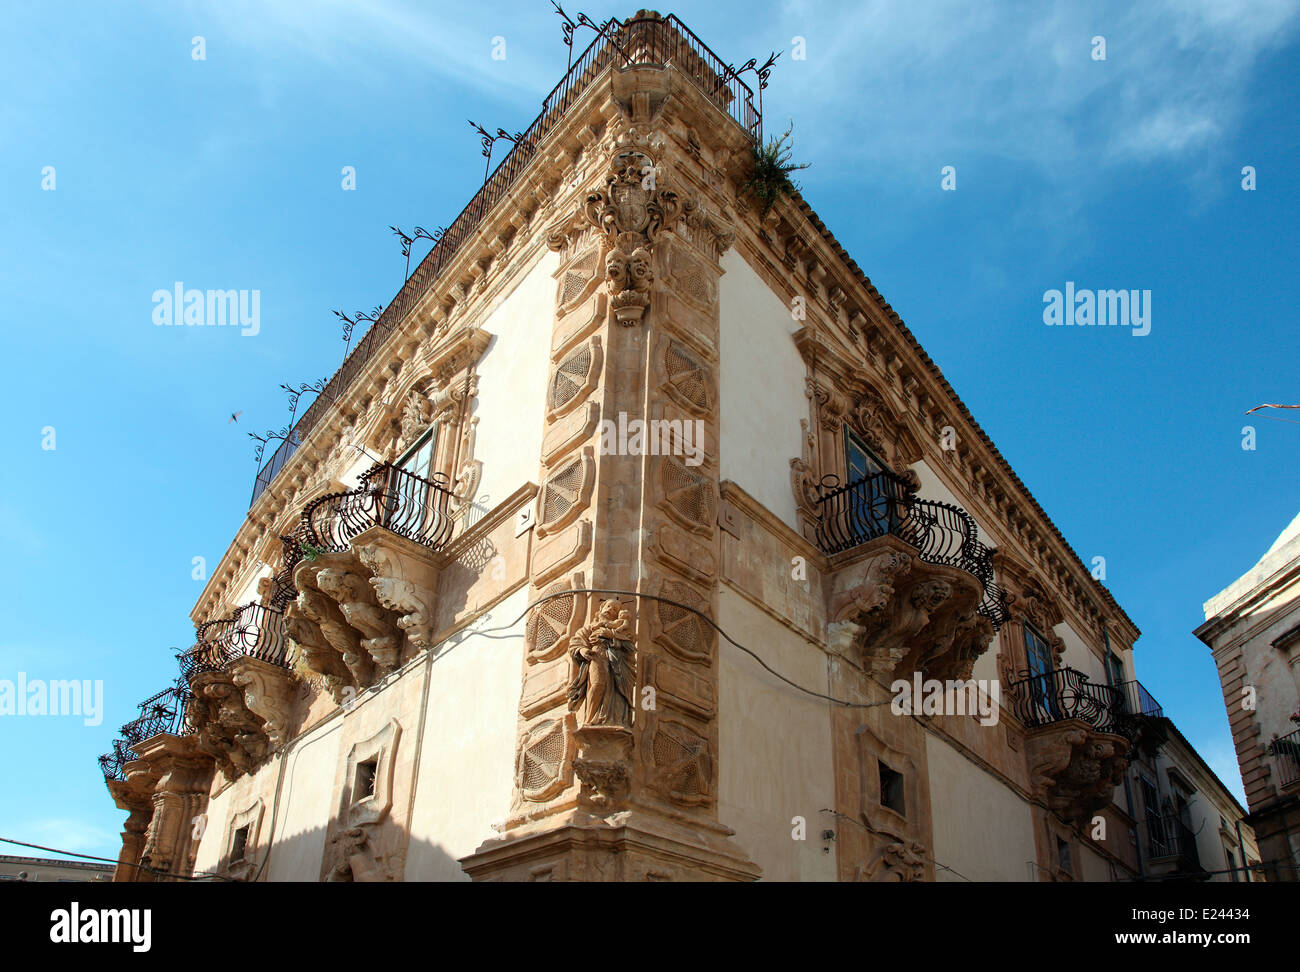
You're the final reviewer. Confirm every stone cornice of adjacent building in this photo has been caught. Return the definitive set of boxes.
[191,85,626,625]
[1195,526,1300,650]
[729,189,1139,650]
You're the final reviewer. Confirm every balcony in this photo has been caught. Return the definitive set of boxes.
[1005,667,1131,823]
[178,602,291,680]
[285,463,458,697]
[815,470,1008,630]
[816,470,1007,682]
[179,602,296,778]
[1145,812,1205,878]
[119,683,194,746]
[247,13,760,509]
[1268,727,1300,790]
[99,682,194,792]
[301,463,457,555]
[1114,678,1168,757]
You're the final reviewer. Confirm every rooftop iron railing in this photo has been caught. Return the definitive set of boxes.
[1268,726,1300,790]
[249,13,759,507]
[814,469,1009,629]
[301,463,457,554]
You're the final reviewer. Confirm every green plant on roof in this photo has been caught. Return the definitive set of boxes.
[741,120,810,219]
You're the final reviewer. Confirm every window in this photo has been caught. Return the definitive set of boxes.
[1056,837,1073,876]
[1106,653,1124,689]
[352,758,378,804]
[1023,624,1061,720]
[399,429,436,481]
[380,429,439,531]
[1225,846,1239,881]
[879,760,905,816]
[844,429,897,538]
[231,825,250,863]
[1140,776,1168,856]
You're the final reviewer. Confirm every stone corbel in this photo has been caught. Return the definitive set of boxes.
[283,595,355,704]
[355,532,441,654]
[292,574,376,690]
[843,573,952,677]
[186,671,269,780]
[1025,723,1129,823]
[228,656,296,750]
[316,566,402,676]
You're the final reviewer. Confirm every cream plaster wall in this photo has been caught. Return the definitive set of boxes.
[718,248,806,535]
[192,780,231,877]
[263,720,344,882]
[926,733,1037,881]
[471,249,560,519]
[404,586,528,881]
[1056,621,1105,684]
[717,586,837,881]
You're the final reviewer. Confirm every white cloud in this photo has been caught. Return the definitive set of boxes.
[760,0,1300,182]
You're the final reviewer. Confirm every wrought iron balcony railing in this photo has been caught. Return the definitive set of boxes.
[179,602,291,681]
[1115,679,1163,720]
[269,529,309,611]
[118,683,194,746]
[1005,667,1130,738]
[248,13,760,508]
[815,470,1009,629]
[98,738,134,783]
[1268,727,1300,790]
[1146,812,1202,874]
[301,463,457,554]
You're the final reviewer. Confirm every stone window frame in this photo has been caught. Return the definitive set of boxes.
[857,725,921,838]
[338,719,401,830]
[223,798,265,880]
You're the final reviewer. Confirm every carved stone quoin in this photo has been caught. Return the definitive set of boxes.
[582,130,687,325]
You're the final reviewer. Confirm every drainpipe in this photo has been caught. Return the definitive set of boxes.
[1235,817,1248,882]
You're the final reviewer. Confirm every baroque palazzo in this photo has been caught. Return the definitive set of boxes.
[98,11,1250,882]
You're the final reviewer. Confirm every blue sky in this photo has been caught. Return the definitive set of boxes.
[1,0,1296,861]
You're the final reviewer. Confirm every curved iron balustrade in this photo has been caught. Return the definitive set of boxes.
[249,13,761,508]
[301,463,457,554]
[99,683,195,786]
[269,529,308,611]
[98,738,134,782]
[118,683,194,745]
[179,602,291,682]
[1005,667,1130,739]
[815,470,1009,629]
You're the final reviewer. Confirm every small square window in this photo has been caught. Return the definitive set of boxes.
[1056,837,1073,875]
[879,761,905,816]
[231,825,250,863]
[353,758,378,804]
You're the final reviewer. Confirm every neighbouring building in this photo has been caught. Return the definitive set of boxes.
[97,10,1251,882]
[0,856,114,882]
[1198,511,1300,882]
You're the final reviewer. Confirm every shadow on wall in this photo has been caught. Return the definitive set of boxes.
[195,821,474,883]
